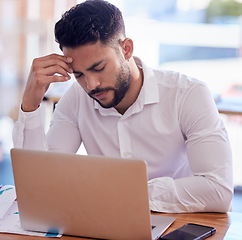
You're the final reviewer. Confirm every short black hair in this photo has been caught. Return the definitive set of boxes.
[55,0,126,50]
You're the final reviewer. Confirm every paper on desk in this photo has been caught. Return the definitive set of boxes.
[0,200,62,237]
[0,185,16,218]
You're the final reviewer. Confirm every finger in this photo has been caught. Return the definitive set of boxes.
[33,54,73,74]
[37,65,72,79]
[39,74,70,83]
[38,53,72,64]
[37,57,73,74]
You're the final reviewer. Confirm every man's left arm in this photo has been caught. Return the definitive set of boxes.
[148,83,233,213]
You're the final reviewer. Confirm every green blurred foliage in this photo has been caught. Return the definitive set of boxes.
[206,0,242,22]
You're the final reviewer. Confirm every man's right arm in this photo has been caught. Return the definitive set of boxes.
[12,54,73,150]
[22,54,73,112]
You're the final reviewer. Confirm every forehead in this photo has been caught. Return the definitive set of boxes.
[63,42,118,68]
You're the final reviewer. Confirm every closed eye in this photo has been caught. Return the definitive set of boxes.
[74,72,83,79]
[73,62,106,78]
[93,65,105,72]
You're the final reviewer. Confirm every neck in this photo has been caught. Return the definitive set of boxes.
[115,58,143,115]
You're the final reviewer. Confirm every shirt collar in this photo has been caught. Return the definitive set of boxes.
[134,57,159,105]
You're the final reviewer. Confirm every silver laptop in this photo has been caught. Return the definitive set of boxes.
[10,148,175,240]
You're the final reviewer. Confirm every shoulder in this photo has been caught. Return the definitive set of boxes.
[153,68,206,91]
[145,68,209,106]
[139,57,205,91]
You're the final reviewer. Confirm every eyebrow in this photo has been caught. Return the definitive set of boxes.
[73,60,104,75]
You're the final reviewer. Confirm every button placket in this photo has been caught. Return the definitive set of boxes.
[117,119,132,159]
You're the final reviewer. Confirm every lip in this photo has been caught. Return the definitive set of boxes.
[93,90,108,100]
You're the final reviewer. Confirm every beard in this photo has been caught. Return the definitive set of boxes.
[88,60,131,109]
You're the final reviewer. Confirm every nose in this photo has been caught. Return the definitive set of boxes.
[85,75,101,91]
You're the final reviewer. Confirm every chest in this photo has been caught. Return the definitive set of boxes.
[78,104,185,158]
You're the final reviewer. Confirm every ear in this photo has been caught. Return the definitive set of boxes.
[121,38,133,61]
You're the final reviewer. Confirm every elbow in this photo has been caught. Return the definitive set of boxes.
[206,185,234,213]
[218,188,233,212]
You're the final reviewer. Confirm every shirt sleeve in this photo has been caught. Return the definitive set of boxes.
[148,82,233,213]
[46,95,82,153]
[12,107,48,150]
[12,84,82,153]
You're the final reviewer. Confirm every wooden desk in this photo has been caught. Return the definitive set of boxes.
[216,97,242,116]
[218,109,242,115]
[1,211,241,239]
[159,212,236,239]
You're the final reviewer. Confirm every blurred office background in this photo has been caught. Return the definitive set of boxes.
[0,0,242,194]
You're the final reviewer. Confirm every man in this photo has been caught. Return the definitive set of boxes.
[13,0,233,213]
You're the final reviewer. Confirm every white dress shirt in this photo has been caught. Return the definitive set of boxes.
[13,57,233,213]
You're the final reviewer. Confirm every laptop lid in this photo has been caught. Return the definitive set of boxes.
[10,148,174,240]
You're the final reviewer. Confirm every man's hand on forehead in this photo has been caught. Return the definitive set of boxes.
[21,53,73,112]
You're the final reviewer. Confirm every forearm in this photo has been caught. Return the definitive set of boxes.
[148,175,233,213]
[12,53,73,149]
